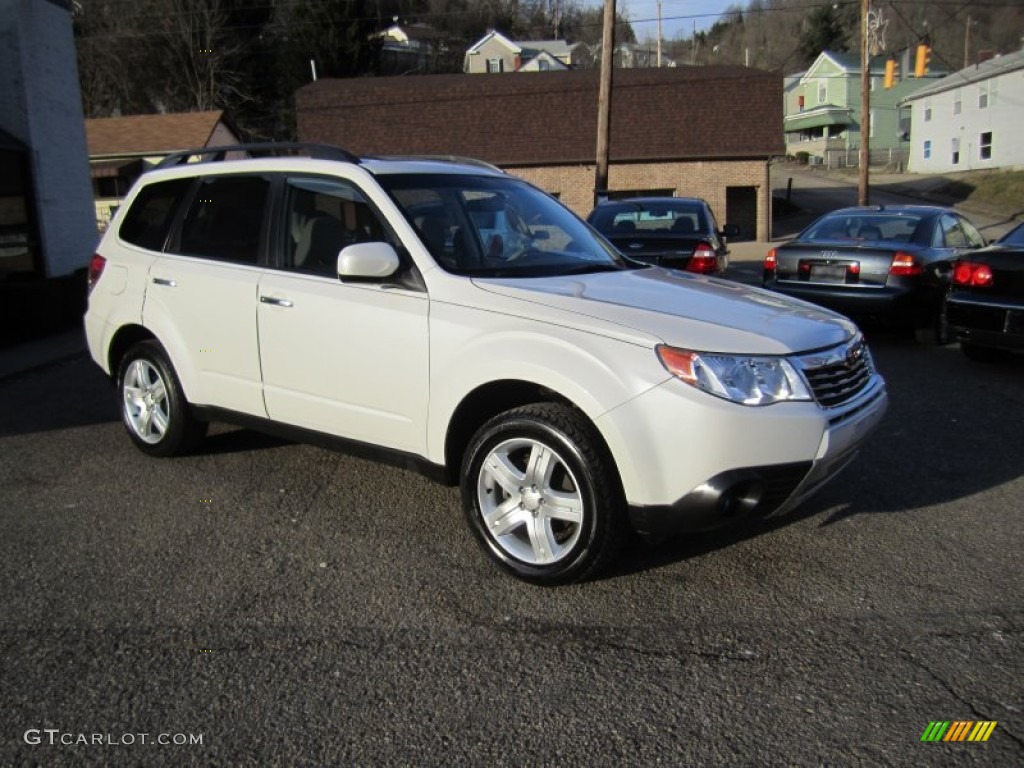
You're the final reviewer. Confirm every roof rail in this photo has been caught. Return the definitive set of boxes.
[370,154,505,173]
[154,142,360,170]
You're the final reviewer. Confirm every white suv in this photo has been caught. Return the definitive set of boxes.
[85,144,887,584]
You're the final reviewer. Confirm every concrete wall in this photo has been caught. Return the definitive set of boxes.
[512,159,772,242]
[0,0,97,277]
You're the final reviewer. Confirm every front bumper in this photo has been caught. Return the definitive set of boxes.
[604,375,888,540]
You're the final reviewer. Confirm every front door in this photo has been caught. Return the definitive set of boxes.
[256,175,430,454]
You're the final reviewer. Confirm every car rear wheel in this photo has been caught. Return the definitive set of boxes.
[117,341,207,457]
[461,403,624,585]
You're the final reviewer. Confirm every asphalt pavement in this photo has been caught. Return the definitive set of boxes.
[1,166,1022,765]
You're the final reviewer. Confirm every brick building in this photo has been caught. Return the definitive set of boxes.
[296,67,783,241]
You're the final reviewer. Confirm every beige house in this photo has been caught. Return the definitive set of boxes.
[464,31,579,73]
[85,111,239,231]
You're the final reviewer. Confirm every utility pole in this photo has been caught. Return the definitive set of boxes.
[594,0,615,206]
[858,0,870,206]
[657,0,662,67]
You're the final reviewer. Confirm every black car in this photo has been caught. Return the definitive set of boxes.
[946,221,1024,361]
[587,197,738,276]
[762,205,986,342]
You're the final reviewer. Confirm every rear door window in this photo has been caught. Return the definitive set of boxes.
[118,178,193,251]
[174,176,270,264]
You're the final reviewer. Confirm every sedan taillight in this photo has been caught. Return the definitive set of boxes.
[764,248,778,276]
[889,251,923,277]
[686,242,718,274]
[87,253,106,294]
[952,261,993,287]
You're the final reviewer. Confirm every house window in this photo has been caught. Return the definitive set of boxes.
[978,81,997,108]
[923,140,932,160]
[538,58,550,71]
[951,138,960,165]
[924,100,932,122]
[953,90,961,115]
[818,81,827,104]
[980,132,993,160]
[869,109,877,139]
[486,58,503,73]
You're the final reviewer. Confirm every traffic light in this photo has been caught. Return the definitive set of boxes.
[884,59,899,89]
[914,44,931,77]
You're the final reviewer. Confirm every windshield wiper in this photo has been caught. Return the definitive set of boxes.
[554,263,629,276]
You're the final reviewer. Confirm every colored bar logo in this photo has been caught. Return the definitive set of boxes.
[921,721,997,742]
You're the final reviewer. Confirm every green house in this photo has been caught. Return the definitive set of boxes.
[784,50,945,167]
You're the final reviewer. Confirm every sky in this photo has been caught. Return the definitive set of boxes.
[586,0,740,41]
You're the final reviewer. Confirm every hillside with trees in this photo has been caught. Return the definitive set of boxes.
[72,0,1023,140]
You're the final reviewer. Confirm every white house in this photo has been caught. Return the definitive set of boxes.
[900,46,1024,173]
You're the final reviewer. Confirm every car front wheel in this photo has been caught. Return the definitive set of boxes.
[117,341,207,457]
[461,403,624,585]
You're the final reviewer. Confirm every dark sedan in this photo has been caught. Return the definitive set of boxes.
[947,221,1024,361]
[762,205,986,342]
[587,197,738,276]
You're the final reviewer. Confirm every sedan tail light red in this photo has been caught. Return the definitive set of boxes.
[889,251,923,276]
[87,253,106,294]
[764,248,778,276]
[952,261,994,287]
[686,242,718,274]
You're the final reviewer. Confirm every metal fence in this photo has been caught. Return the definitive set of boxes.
[822,148,910,172]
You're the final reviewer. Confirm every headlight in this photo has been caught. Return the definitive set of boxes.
[656,345,813,406]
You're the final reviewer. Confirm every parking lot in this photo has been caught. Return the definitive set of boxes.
[1,317,1022,765]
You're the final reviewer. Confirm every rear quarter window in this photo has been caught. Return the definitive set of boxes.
[118,178,193,251]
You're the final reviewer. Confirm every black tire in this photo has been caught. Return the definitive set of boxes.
[116,341,207,457]
[461,403,625,585]
[961,342,1007,363]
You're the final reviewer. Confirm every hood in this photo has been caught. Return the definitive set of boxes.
[474,267,857,355]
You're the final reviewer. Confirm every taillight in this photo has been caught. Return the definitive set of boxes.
[686,242,718,274]
[764,248,778,275]
[889,251,923,276]
[87,253,106,294]
[953,261,993,287]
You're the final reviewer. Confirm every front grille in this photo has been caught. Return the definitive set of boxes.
[798,338,874,408]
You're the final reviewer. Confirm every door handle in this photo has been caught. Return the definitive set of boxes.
[260,296,294,308]
[152,277,176,287]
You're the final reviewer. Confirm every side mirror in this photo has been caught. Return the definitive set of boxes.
[722,224,741,238]
[337,242,400,280]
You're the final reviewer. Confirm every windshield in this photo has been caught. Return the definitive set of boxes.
[802,212,925,244]
[380,173,631,277]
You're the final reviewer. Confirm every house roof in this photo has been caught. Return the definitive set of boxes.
[296,67,784,166]
[784,106,854,133]
[84,111,229,158]
[466,31,520,55]
[519,51,570,71]
[899,47,1024,102]
[519,40,578,58]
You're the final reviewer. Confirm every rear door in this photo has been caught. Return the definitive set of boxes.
[142,174,269,416]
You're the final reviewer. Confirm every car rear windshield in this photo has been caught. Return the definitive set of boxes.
[590,201,708,236]
[803,213,924,244]
[999,224,1024,246]
[379,173,631,278]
